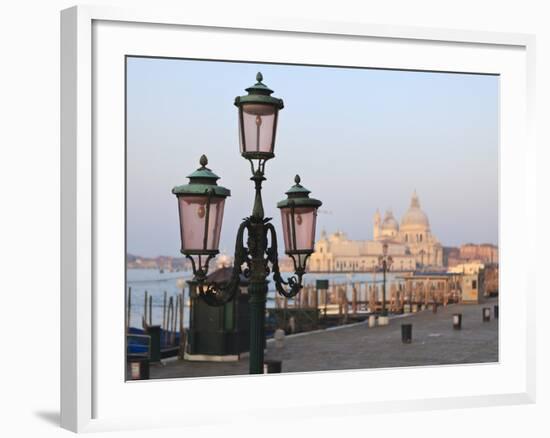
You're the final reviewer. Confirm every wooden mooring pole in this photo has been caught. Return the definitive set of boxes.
[127,287,132,333]
[313,286,318,310]
[142,290,148,330]
[179,291,184,358]
[148,294,152,326]
[166,296,173,345]
[173,295,179,345]
[162,291,167,333]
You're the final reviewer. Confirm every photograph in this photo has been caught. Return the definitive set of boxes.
[2,0,545,436]
[125,57,499,380]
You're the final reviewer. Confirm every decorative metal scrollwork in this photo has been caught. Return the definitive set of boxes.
[265,222,304,298]
[193,219,251,307]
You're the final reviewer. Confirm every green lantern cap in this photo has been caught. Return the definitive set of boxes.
[277,175,322,209]
[172,155,231,197]
[234,72,285,109]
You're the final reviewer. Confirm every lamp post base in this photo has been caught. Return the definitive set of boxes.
[248,281,268,374]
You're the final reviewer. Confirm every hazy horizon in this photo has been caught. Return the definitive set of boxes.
[127,57,499,258]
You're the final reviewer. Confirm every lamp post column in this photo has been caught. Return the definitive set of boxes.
[248,170,269,374]
[247,218,268,374]
[382,260,387,316]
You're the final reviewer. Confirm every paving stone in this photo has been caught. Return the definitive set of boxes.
[149,297,498,379]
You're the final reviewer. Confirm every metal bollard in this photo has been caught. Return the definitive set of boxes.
[127,357,150,380]
[482,307,491,322]
[146,325,162,363]
[401,324,412,343]
[453,313,462,330]
[494,305,499,319]
[263,360,282,374]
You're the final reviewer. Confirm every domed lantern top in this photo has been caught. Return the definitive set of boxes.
[277,175,322,256]
[234,72,284,161]
[172,155,230,255]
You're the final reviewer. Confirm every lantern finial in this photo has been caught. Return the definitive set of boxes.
[294,174,301,185]
[256,72,263,83]
[199,154,208,168]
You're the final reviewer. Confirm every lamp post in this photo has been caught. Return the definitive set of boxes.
[172,73,322,374]
[378,242,393,317]
[175,278,186,357]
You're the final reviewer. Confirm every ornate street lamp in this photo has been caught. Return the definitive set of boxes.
[173,73,322,374]
[378,242,393,316]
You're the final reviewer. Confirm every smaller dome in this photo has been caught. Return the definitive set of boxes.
[329,230,347,241]
[381,210,399,231]
[216,253,232,268]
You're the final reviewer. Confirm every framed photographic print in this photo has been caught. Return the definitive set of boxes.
[61,5,536,433]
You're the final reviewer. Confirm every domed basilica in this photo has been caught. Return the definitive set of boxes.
[309,191,443,272]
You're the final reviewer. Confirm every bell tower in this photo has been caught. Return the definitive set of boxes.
[373,209,381,240]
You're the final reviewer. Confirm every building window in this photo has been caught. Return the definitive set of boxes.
[472,280,477,289]
[419,234,423,242]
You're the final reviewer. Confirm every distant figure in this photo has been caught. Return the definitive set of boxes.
[274,328,285,349]
[288,316,296,334]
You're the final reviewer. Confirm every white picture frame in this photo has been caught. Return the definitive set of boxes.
[60,5,536,433]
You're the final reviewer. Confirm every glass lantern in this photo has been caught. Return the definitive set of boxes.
[172,155,230,255]
[277,175,322,270]
[234,72,284,161]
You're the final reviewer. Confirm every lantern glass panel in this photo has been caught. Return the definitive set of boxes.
[280,206,318,253]
[239,103,277,155]
[177,195,226,252]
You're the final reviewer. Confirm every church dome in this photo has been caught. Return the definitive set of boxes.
[381,210,399,231]
[401,191,430,229]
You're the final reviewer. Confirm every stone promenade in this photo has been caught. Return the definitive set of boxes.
[149,297,498,379]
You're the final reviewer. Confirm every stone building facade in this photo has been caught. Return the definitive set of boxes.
[309,191,443,272]
[459,243,498,264]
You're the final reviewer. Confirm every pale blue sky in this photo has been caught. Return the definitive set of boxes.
[126,57,498,257]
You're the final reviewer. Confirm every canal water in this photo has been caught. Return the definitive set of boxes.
[126,268,402,330]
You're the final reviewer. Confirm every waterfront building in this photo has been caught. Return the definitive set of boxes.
[448,261,485,275]
[309,191,443,272]
[443,246,461,266]
[459,243,498,264]
[445,243,499,267]
[448,261,498,297]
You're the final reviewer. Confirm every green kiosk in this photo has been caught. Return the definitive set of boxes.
[185,267,250,361]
